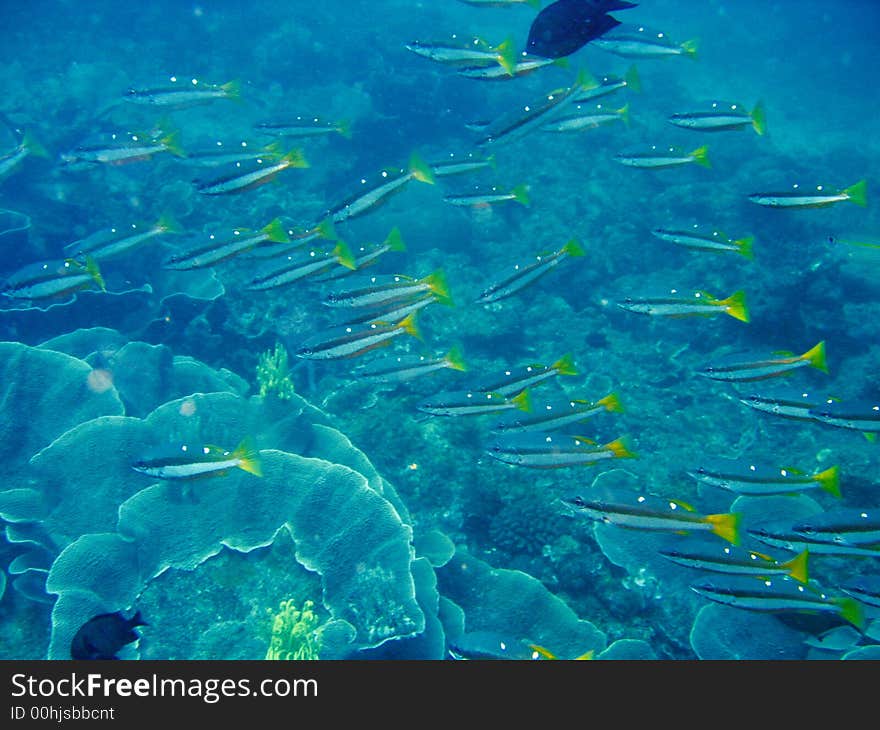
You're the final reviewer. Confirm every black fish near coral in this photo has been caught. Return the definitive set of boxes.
[71,610,147,660]
[526,0,638,59]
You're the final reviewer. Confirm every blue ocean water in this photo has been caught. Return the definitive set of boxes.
[1,0,879,660]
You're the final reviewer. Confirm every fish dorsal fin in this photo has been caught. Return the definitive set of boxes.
[528,644,557,660]
[202,444,229,456]
[749,550,774,562]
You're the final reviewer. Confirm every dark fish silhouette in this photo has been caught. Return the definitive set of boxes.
[526,0,638,59]
[70,610,147,660]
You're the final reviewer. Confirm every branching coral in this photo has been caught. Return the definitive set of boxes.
[265,598,322,660]
[256,343,296,401]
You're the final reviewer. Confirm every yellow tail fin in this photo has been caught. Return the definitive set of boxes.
[495,37,517,77]
[624,64,642,93]
[812,465,841,498]
[833,597,865,631]
[735,235,755,260]
[333,240,357,270]
[397,312,422,340]
[283,148,309,169]
[783,549,809,584]
[336,118,353,139]
[510,183,530,206]
[561,238,586,257]
[221,79,243,102]
[689,145,711,168]
[843,179,867,207]
[233,436,263,477]
[261,217,291,244]
[160,130,186,158]
[385,226,406,252]
[705,512,740,545]
[603,436,637,460]
[751,100,767,136]
[444,345,468,372]
[510,388,532,413]
[88,256,106,291]
[423,269,453,305]
[552,353,578,376]
[800,340,829,374]
[716,290,750,323]
[156,213,183,234]
[681,39,699,60]
[598,392,624,413]
[408,152,436,184]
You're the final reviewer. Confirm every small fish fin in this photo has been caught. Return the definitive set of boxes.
[130,610,148,628]
[574,649,595,660]
[336,118,353,139]
[261,217,291,244]
[624,64,642,93]
[528,644,557,660]
[562,238,586,257]
[408,152,436,184]
[160,130,186,158]
[735,235,755,260]
[510,388,532,413]
[689,145,711,168]
[495,37,517,77]
[783,550,810,584]
[749,550,775,562]
[552,57,571,69]
[865,432,877,443]
[221,79,243,102]
[157,213,183,234]
[573,436,597,446]
[833,597,865,631]
[800,340,829,374]
[705,512,741,545]
[603,436,637,459]
[283,148,309,169]
[716,289,750,323]
[397,312,422,340]
[384,226,406,252]
[681,38,699,60]
[526,0,541,8]
[333,239,358,270]
[598,392,625,413]
[750,100,767,136]
[510,183,530,206]
[444,345,468,372]
[618,103,631,127]
[487,152,497,169]
[21,129,49,158]
[842,179,867,207]
[529,644,559,659]
[670,499,696,512]
[423,269,454,305]
[552,353,578,376]
[232,436,263,477]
